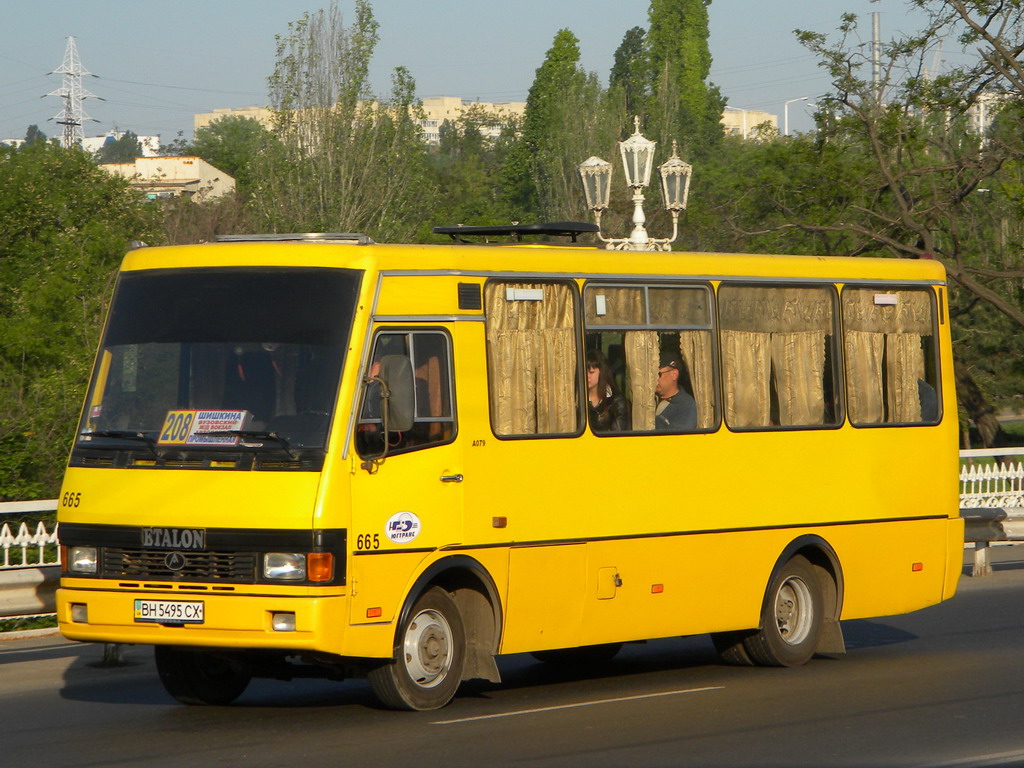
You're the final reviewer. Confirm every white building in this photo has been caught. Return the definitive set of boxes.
[100,156,235,202]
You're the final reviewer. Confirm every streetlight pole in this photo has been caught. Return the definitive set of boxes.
[784,96,809,137]
[723,106,749,139]
[578,117,692,252]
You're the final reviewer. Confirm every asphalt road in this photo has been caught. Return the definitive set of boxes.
[4,552,1024,768]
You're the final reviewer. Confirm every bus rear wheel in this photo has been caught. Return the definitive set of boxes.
[154,646,252,705]
[367,587,466,711]
[743,555,823,667]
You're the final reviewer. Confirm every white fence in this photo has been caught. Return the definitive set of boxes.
[0,500,59,620]
[959,447,1024,576]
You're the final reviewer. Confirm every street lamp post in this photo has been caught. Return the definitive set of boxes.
[577,117,692,252]
[723,105,749,139]
[784,96,809,136]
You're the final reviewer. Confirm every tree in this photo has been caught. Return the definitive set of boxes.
[646,0,725,158]
[190,115,275,193]
[94,131,143,164]
[252,0,435,241]
[23,125,47,146]
[0,143,160,498]
[502,29,621,222]
[610,27,649,120]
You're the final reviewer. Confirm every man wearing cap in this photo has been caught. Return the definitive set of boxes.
[655,354,697,431]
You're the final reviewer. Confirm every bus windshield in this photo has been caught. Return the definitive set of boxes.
[75,267,361,456]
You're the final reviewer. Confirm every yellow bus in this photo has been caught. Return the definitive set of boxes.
[57,226,962,710]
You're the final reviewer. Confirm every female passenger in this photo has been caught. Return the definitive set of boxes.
[587,351,629,432]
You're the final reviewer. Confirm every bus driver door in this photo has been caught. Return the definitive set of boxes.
[348,329,462,624]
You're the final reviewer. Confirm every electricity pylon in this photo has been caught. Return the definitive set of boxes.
[47,36,102,149]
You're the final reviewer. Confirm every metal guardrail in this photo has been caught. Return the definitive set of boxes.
[959,448,1024,577]
[0,500,59,620]
[0,448,1020,622]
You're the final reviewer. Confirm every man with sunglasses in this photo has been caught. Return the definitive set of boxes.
[654,354,697,431]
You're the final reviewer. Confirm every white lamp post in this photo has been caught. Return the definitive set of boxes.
[723,105,749,139]
[784,97,809,137]
[578,117,692,252]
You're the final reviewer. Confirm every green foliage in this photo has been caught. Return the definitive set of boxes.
[23,125,47,146]
[253,1,435,241]
[610,27,649,118]
[0,143,160,499]
[646,0,725,158]
[190,116,275,193]
[94,131,143,164]
[502,29,622,222]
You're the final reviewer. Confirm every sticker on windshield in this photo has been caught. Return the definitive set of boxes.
[157,410,252,446]
[385,512,421,544]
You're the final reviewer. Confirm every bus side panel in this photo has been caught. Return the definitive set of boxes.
[499,544,586,654]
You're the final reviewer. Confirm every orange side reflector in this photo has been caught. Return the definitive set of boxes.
[366,607,383,619]
[651,584,665,594]
[912,562,924,572]
[59,545,68,573]
[492,517,507,529]
[307,552,334,582]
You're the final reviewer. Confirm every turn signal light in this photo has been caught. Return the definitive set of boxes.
[307,553,334,582]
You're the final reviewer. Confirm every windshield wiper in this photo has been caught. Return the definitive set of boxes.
[202,430,300,460]
[80,430,158,456]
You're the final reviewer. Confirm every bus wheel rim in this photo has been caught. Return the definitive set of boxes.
[403,608,452,688]
[775,576,813,645]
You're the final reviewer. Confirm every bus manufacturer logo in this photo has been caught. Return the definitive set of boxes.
[164,552,187,572]
[141,527,206,551]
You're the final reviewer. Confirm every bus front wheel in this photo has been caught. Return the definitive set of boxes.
[368,586,466,711]
[154,646,252,705]
[744,555,824,667]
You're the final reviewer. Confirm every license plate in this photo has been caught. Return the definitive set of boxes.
[134,599,204,625]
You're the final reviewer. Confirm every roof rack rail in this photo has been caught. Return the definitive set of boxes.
[433,221,599,244]
[213,233,374,245]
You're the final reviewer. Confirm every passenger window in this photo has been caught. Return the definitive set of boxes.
[718,285,840,429]
[356,331,455,456]
[484,282,581,437]
[584,284,715,433]
[842,287,940,425]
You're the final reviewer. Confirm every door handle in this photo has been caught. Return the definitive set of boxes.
[440,473,464,483]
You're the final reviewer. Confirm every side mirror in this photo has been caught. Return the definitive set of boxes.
[377,355,414,433]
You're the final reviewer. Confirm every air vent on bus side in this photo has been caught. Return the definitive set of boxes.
[458,283,483,310]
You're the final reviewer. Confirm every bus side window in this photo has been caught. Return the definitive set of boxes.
[584,283,716,434]
[356,331,456,456]
[484,282,581,437]
[718,285,840,429]
[842,287,940,425]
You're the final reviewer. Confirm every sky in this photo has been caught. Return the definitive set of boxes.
[0,0,949,145]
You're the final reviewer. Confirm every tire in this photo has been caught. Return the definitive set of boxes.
[530,643,622,666]
[154,646,252,705]
[710,631,755,666]
[742,555,824,667]
[367,587,466,711]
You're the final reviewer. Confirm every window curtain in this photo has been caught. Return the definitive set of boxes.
[721,330,771,427]
[624,330,659,430]
[486,283,578,435]
[678,330,714,428]
[843,289,931,424]
[719,286,833,428]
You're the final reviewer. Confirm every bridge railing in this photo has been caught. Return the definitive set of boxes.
[960,447,1024,576]
[0,500,60,621]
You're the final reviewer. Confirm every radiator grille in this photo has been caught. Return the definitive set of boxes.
[102,548,257,582]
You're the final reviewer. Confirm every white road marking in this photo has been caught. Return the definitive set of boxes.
[433,685,724,725]
[925,750,1024,767]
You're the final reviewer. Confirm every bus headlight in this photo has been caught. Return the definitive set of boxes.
[68,546,98,574]
[263,553,306,581]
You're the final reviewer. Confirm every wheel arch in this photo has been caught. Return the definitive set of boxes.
[761,534,846,655]
[396,554,503,682]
